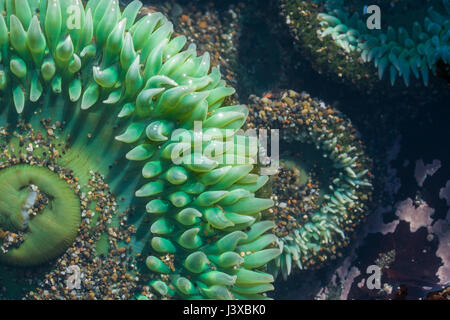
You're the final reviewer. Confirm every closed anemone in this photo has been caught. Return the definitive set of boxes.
[247,90,373,280]
[0,164,80,266]
[0,0,277,300]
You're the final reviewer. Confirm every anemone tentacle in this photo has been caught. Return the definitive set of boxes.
[313,0,450,86]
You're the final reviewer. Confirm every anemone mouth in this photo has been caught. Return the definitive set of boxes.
[271,145,336,239]
[0,164,81,266]
[248,90,373,278]
[0,116,139,298]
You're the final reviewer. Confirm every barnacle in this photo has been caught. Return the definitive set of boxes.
[0,0,278,300]
[247,90,373,279]
[281,0,450,87]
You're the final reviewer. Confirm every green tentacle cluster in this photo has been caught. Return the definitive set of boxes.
[0,0,278,299]
[110,18,281,301]
[314,0,450,86]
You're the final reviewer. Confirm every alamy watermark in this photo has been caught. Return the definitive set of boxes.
[167,121,280,176]
[364,5,381,30]
[67,4,81,30]
[366,265,382,290]
[66,265,81,290]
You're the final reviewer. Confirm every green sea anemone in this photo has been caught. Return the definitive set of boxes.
[0,0,277,300]
[283,0,449,87]
[247,90,372,280]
